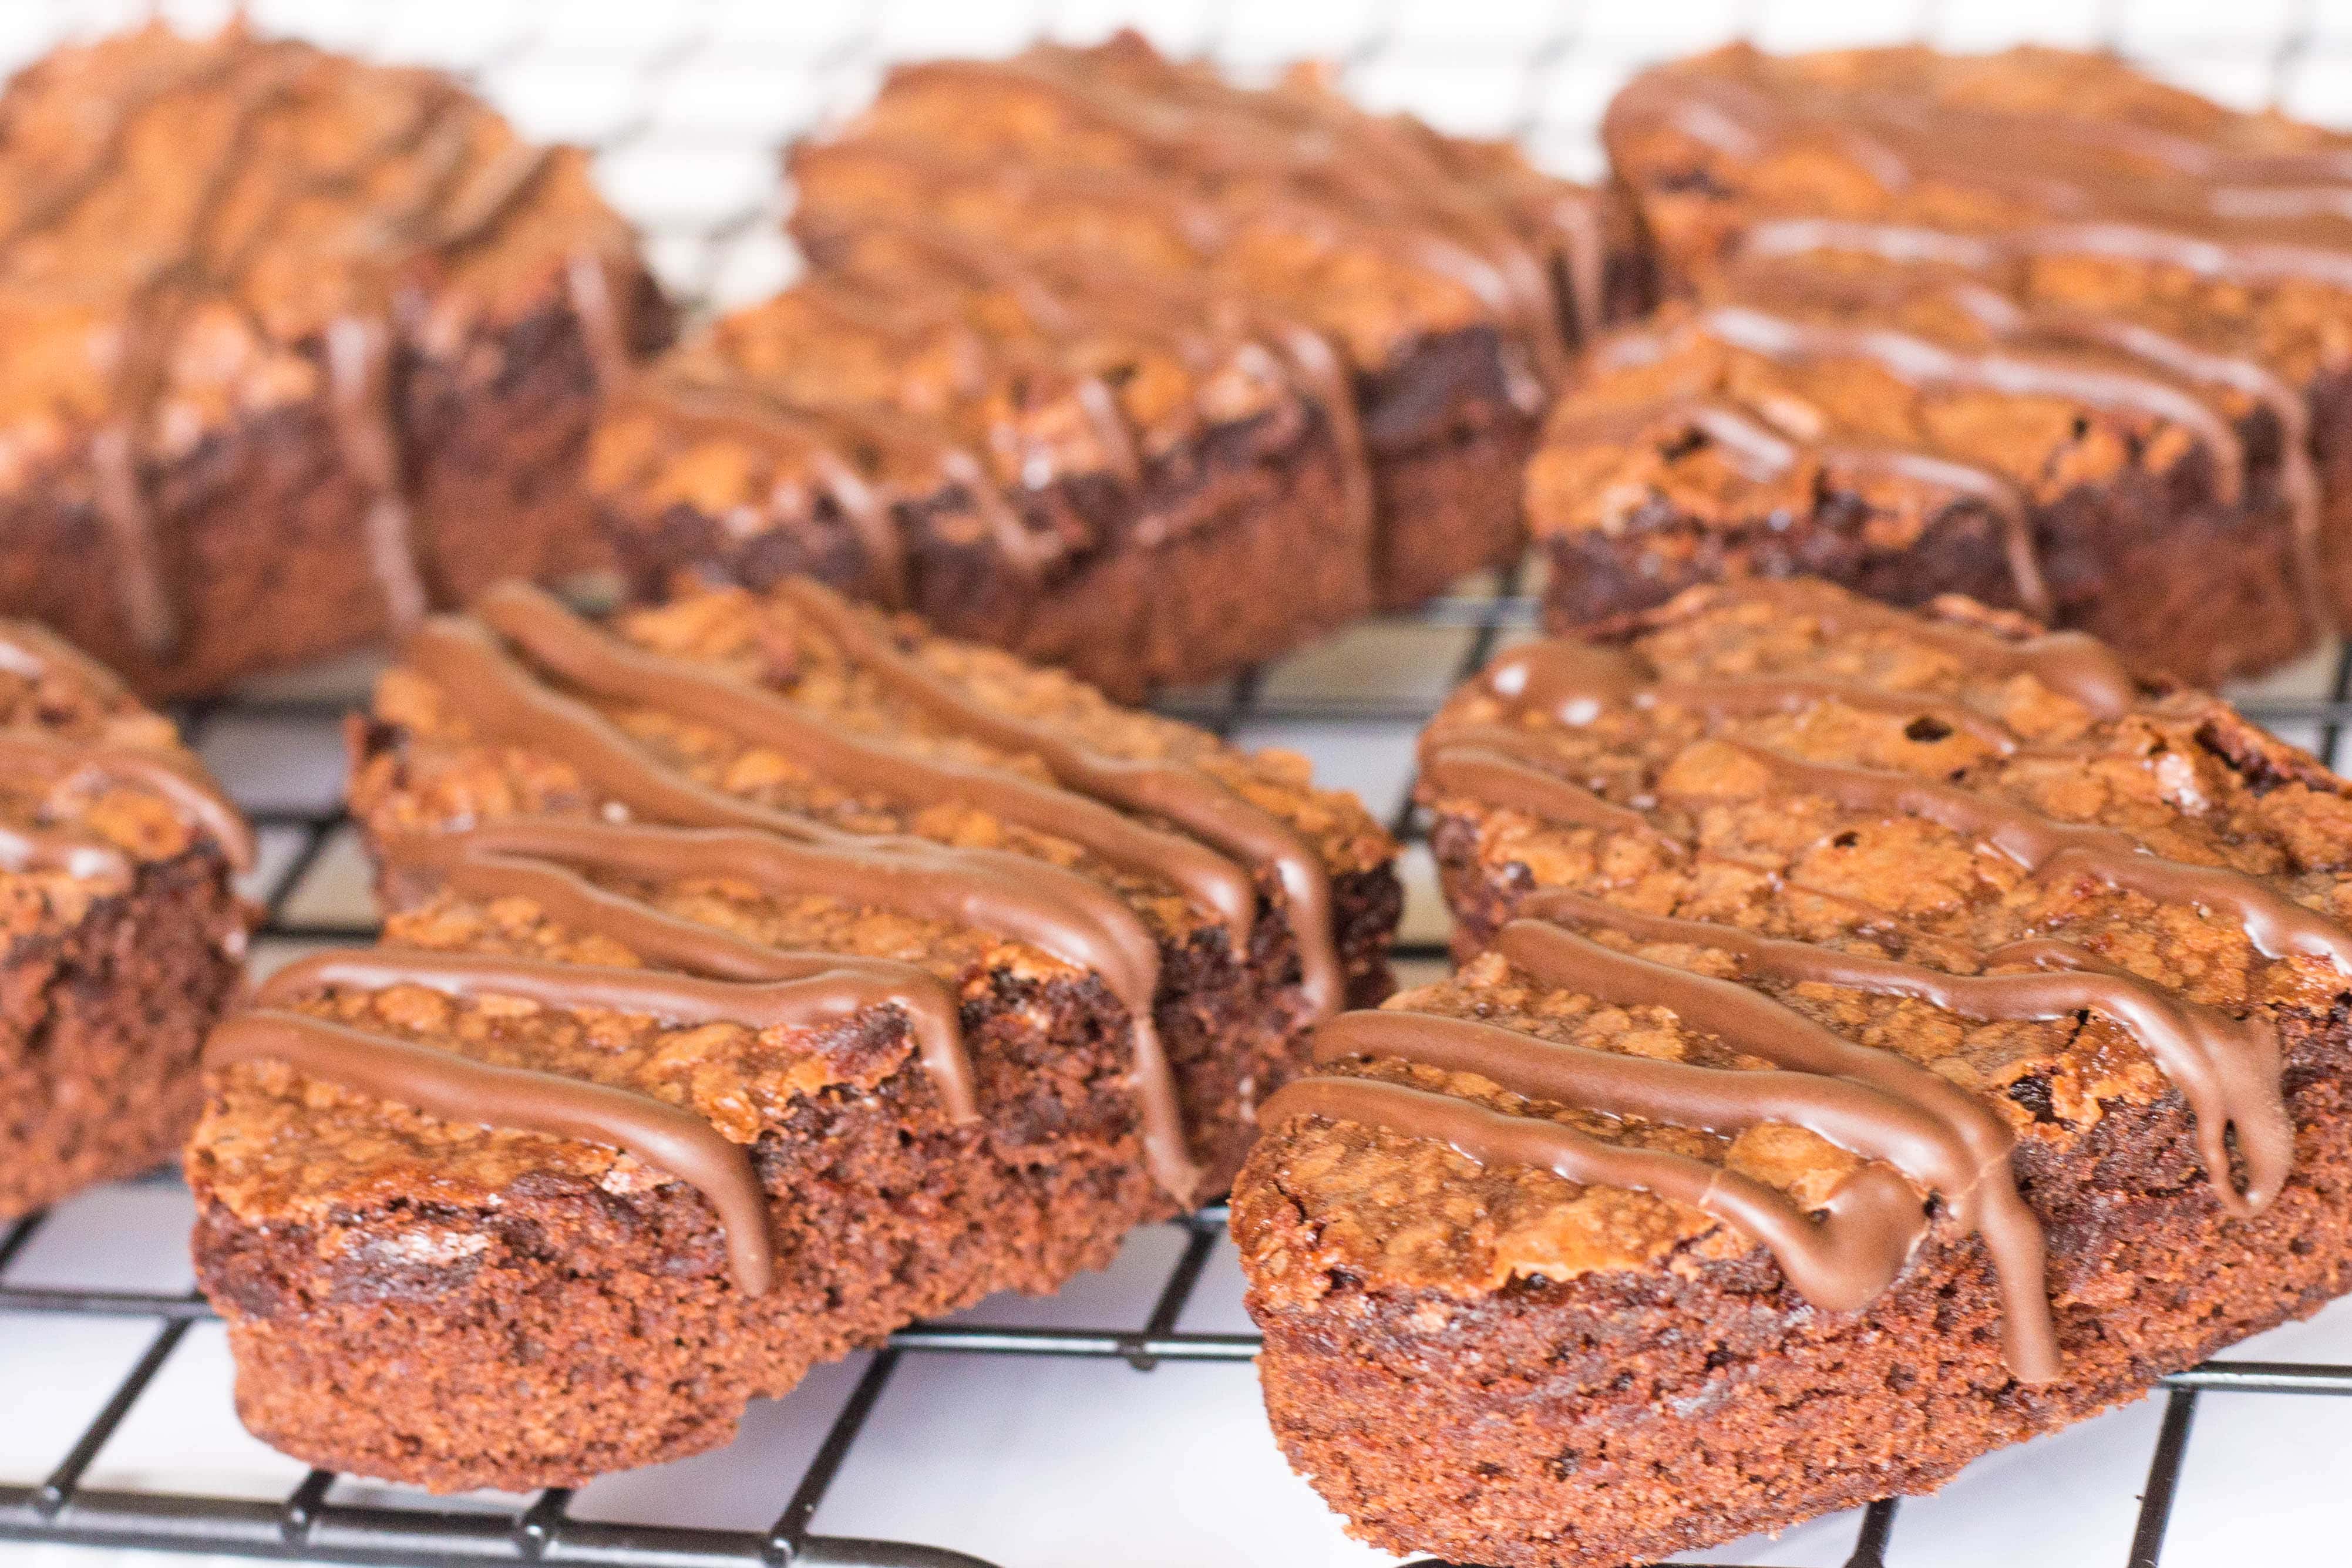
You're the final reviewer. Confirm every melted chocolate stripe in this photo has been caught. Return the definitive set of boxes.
[393,842,972,1121]
[1492,917,2058,1379]
[1416,735,1683,850]
[38,34,628,664]
[1693,304,2250,503]
[1259,1075,1928,1313]
[1476,635,2021,752]
[1318,1010,1970,1194]
[208,1008,774,1294]
[1732,217,2333,631]
[0,730,254,872]
[1712,580,2138,718]
[775,580,1345,1018]
[263,947,975,1123]
[401,619,1193,1189]
[473,583,1257,950]
[625,378,909,605]
[1520,889,2290,1216]
[1720,741,2352,977]
[1547,396,2051,615]
[382,815,1195,1199]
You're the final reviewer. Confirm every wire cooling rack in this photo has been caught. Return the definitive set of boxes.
[5,1,2352,1566]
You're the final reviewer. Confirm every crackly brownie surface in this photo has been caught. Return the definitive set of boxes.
[594,32,1643,701]
[0,22,667,696]
[1235,579,2352,1567]
[0,620,251,1219]
[189,577,1396,1490]
[1539,43,2352,685]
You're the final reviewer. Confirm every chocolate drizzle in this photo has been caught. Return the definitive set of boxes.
[1542,395,2050,616]
[207,1007,776,1294]
[773,580,1345,1018]
[471,584,1260,953]
[0,624,252,872]
[5,26,638,665]
[392,604,1207,1199]
[1520,889,2290,1216]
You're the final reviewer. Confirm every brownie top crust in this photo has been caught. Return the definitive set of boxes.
[0,21,650,659]
[199,578,1391,1266]
[1246,579,2352,1380]
[0,618,250,937]
[788,30,1608,383]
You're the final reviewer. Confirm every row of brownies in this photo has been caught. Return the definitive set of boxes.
[1,19,2351,1568]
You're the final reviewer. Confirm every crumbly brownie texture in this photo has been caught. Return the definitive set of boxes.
[189,577,1397,1491]
[0,22,669,698]
[1536,43,2352,685]
[1236,578,2352,1567]
[591,33,1643,702]
[0,621,251,1220]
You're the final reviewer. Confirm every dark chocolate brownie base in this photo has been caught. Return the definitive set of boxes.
[1239,1008,2352,1567]
[1,847,247,1219]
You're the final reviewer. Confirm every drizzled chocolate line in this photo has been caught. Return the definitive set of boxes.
[775,580,1345,1017]
[378,840,974,1119]
[826,214,1379,554]
[0,731,254,873]
[1718,741,2352,977]
[1730,218,2333,628]
[1542,395,2050,616]
[1708,581,2137,718]
[386,622,1199,1195]
[1493,917,2055,1378]
[1599,301,2257,639]
[614,377,909,606]
[1415,729,1681,850]
[1259,1074,1928,1312]
[207,1008,775,1294]
[1520,889,2290,1215]
[1475,631,2022,751]
[22,30,632,662]
[473,579,1260,955]
[0,624,253,872]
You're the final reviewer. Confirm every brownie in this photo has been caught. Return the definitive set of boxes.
[187,577,1398,1491]
[0,22,670,699]
[591,32,1643,701]
[1235,578,2352,1567]
[1537,42,2352,685]
[0,620,251,1220]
